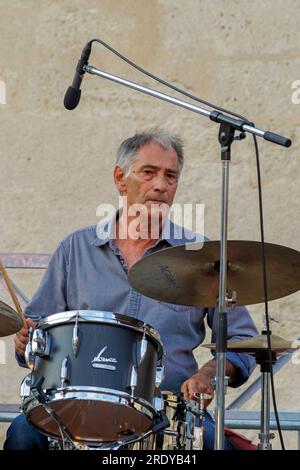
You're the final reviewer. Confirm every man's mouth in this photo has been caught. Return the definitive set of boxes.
[145,199,167,204]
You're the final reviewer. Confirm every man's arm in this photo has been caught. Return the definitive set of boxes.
[14,241,68,367]
[181,305,258,404]
[181,358,236,406]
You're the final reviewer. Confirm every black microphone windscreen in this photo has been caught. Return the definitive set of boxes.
[63,86,81,110]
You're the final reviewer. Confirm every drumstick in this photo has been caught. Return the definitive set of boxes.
[0,259,27,328]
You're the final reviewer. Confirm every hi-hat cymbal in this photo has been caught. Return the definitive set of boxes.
[0,300,23,337]
[202,334,298,354]
[128,241,300,307]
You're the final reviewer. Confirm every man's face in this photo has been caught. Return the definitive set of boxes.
[114,142,180,211]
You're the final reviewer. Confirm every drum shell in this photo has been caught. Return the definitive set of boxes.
[31,321,158,403]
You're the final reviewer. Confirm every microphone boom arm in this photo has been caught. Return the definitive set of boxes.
[83,64,291,148]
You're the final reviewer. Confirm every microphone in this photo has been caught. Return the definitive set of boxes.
[64,41,92,110]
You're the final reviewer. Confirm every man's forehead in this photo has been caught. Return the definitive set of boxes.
[133,143,179,168]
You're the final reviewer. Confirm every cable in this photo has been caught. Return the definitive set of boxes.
[89,38,253,124]
[87,38,285,448]
[253,134,285,449]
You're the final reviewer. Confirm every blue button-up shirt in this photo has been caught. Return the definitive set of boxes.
[20,216,257,391]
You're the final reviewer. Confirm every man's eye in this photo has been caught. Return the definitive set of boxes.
[143,170,154,175]
[167,174,178,183]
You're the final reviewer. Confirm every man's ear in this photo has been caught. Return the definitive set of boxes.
[114,166,127,194]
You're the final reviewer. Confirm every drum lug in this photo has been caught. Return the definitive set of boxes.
[129,364,138,397]
[32,329,51,358]
[155,366,165,387]
[60,356,70,388]
[20,374,32,400]
[138,331,148,366]
[153,395,164,411]
[72,316,80,357]
[25,327,35,369]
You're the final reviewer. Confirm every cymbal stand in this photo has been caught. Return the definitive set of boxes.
[256,341,276,450]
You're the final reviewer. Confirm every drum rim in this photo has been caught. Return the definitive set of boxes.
[36,310,163,357]
[23,387,155,442]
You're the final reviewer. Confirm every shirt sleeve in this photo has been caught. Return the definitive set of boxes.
[207,306,258,387]
[24,242,68,318]
[15,242,68,368]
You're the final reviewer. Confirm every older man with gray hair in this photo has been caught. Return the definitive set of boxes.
[5,129,257,450]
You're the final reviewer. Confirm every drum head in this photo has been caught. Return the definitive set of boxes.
[26,397,153,443]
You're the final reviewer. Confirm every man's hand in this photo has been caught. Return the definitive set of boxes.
[14,319,37,357]
[181,359,236,408]
[181,367,215,408]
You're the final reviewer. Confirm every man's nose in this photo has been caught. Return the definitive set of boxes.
[153,174,168,192]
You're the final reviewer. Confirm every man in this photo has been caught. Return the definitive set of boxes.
[5,129,257,450]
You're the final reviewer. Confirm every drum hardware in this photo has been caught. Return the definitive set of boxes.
[191,392,212,450]
[128,364,138,398]
[72,315,80,357]
[20,374,32,400]
[60,356,70,389]
[137,330,148,365]
[143,392,205,450]
[211,377,229,395]
[32,329,50,357]
[203,333,299,450]
[257,356,275,451]
[225,290,237,308]
[24,327,35,369]
[152,409,170,433]
[155,365,165,387]
[254,332,285,451]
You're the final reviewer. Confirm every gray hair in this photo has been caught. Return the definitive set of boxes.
[116,129,184,176]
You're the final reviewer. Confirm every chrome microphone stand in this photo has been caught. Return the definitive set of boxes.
[81,62,291,449]
[214,123,233,450]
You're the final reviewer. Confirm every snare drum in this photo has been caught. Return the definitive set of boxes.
[129,392,205,450]
[21,311,163,444]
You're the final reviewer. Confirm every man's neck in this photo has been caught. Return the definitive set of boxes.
[115,212,163,250]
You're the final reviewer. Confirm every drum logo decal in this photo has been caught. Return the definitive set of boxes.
[91,346,117,371]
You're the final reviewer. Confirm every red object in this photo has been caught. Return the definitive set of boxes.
[224,427,258,450]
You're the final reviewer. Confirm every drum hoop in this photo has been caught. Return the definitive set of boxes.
[23,387,155,424]
[36,310,163,357]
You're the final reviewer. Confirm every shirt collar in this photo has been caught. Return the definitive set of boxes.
[92,209,205,247]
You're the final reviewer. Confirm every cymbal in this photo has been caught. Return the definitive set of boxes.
[128,240,300,307]
[202,334,298,354]
[0,300,23,337]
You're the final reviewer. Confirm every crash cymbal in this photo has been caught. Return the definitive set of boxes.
[0,300,23,337]
[202,334,298,355]
[128,240,300,307]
